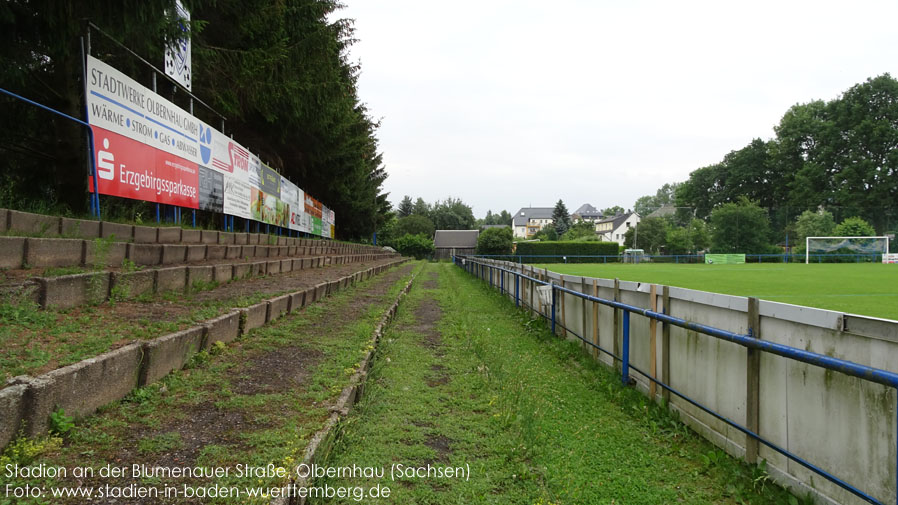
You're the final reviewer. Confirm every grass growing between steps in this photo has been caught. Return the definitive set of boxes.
[313,263,809,505]
[0,259,396,381]
[0,262,420,505]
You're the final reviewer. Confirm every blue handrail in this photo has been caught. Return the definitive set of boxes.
[456,256,897,505]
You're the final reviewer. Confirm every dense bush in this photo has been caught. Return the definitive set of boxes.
[514,241,619,262]
[393,233,434,260]
[477,227,513,255]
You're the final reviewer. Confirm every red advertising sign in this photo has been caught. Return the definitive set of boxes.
[89,126,199,209]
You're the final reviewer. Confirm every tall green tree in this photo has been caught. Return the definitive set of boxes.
[552,200,572,236]
[709,198,772,253]
[394,214,435,239]
[412,197,430,217]
[624,217,669,253]
[431,197,475,230]
[1,1,390,240]
[601,205,625,217]
[397,196,414,218]
[834,216,876,237]
[633,182,680,216]
[793,210,836,245]
[477,227,513,255]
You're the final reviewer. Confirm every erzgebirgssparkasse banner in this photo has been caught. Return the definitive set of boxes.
[85,55,335,236]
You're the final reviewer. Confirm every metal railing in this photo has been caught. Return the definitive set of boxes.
[475,253,891,264]
[454,255,898,505]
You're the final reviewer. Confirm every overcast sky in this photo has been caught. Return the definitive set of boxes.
[338,0,898,218]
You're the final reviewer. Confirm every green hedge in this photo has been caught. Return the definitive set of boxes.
[513,241,620,263]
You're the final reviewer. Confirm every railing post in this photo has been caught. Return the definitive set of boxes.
[613,278,621,373]
[500,268,504,295]
[662,286,671,403]
[549,282,555,335]
[622,310,630,385]
[746,297,761,464]
[515,274,520,307]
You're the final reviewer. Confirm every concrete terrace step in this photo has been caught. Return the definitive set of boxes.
[0,258,410,450]
[0,208,382,252]
[5,251,397,310]
[0,235,392,271]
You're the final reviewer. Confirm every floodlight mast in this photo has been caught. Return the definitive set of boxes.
[804,236,890,264]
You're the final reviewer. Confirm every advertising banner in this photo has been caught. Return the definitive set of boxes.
[251,188,289,227]
[87,56,341,232]
[202,121,251,180]
[198,166,223,212]
[321,205,331,238]
[258,163,281,197]
[280,177,305,233]
[87,55,201,165]
[222,173,252,219]
[89,126,198,208]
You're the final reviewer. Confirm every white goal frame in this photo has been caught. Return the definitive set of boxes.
[805,236,890,264]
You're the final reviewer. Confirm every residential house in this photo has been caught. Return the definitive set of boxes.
[571,203,603,223]
[512,207,554,238]
[595,212,640,245]
[433,230,479,260]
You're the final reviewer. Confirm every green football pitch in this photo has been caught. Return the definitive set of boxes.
[536,263,898,321]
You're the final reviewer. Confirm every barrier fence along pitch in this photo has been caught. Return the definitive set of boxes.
[454,255,898,505]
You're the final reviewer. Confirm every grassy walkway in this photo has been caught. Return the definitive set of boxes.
[314,263,807,504]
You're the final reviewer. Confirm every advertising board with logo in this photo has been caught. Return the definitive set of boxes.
[87,56,335,237]
[89,127,199,208]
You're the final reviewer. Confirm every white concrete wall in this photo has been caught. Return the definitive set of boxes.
[469,257,897,505]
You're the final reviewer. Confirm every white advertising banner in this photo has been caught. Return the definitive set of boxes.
[222,174,252,219]
[87,55,201,164]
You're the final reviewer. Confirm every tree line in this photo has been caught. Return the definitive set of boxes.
[630,74,898,254]
[0,0,386,240]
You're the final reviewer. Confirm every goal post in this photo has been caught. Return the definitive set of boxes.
[805,236,890,264]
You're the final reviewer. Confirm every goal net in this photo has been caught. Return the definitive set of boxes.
[805,236,890,264]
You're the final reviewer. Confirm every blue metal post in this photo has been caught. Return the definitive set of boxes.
[192,210,196,228]
[156,203,161,223]
[515,275,520,307]
[622,310,631,385]
[549,284,555,335]
[500,270,504,295]
[489,266,493,288]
